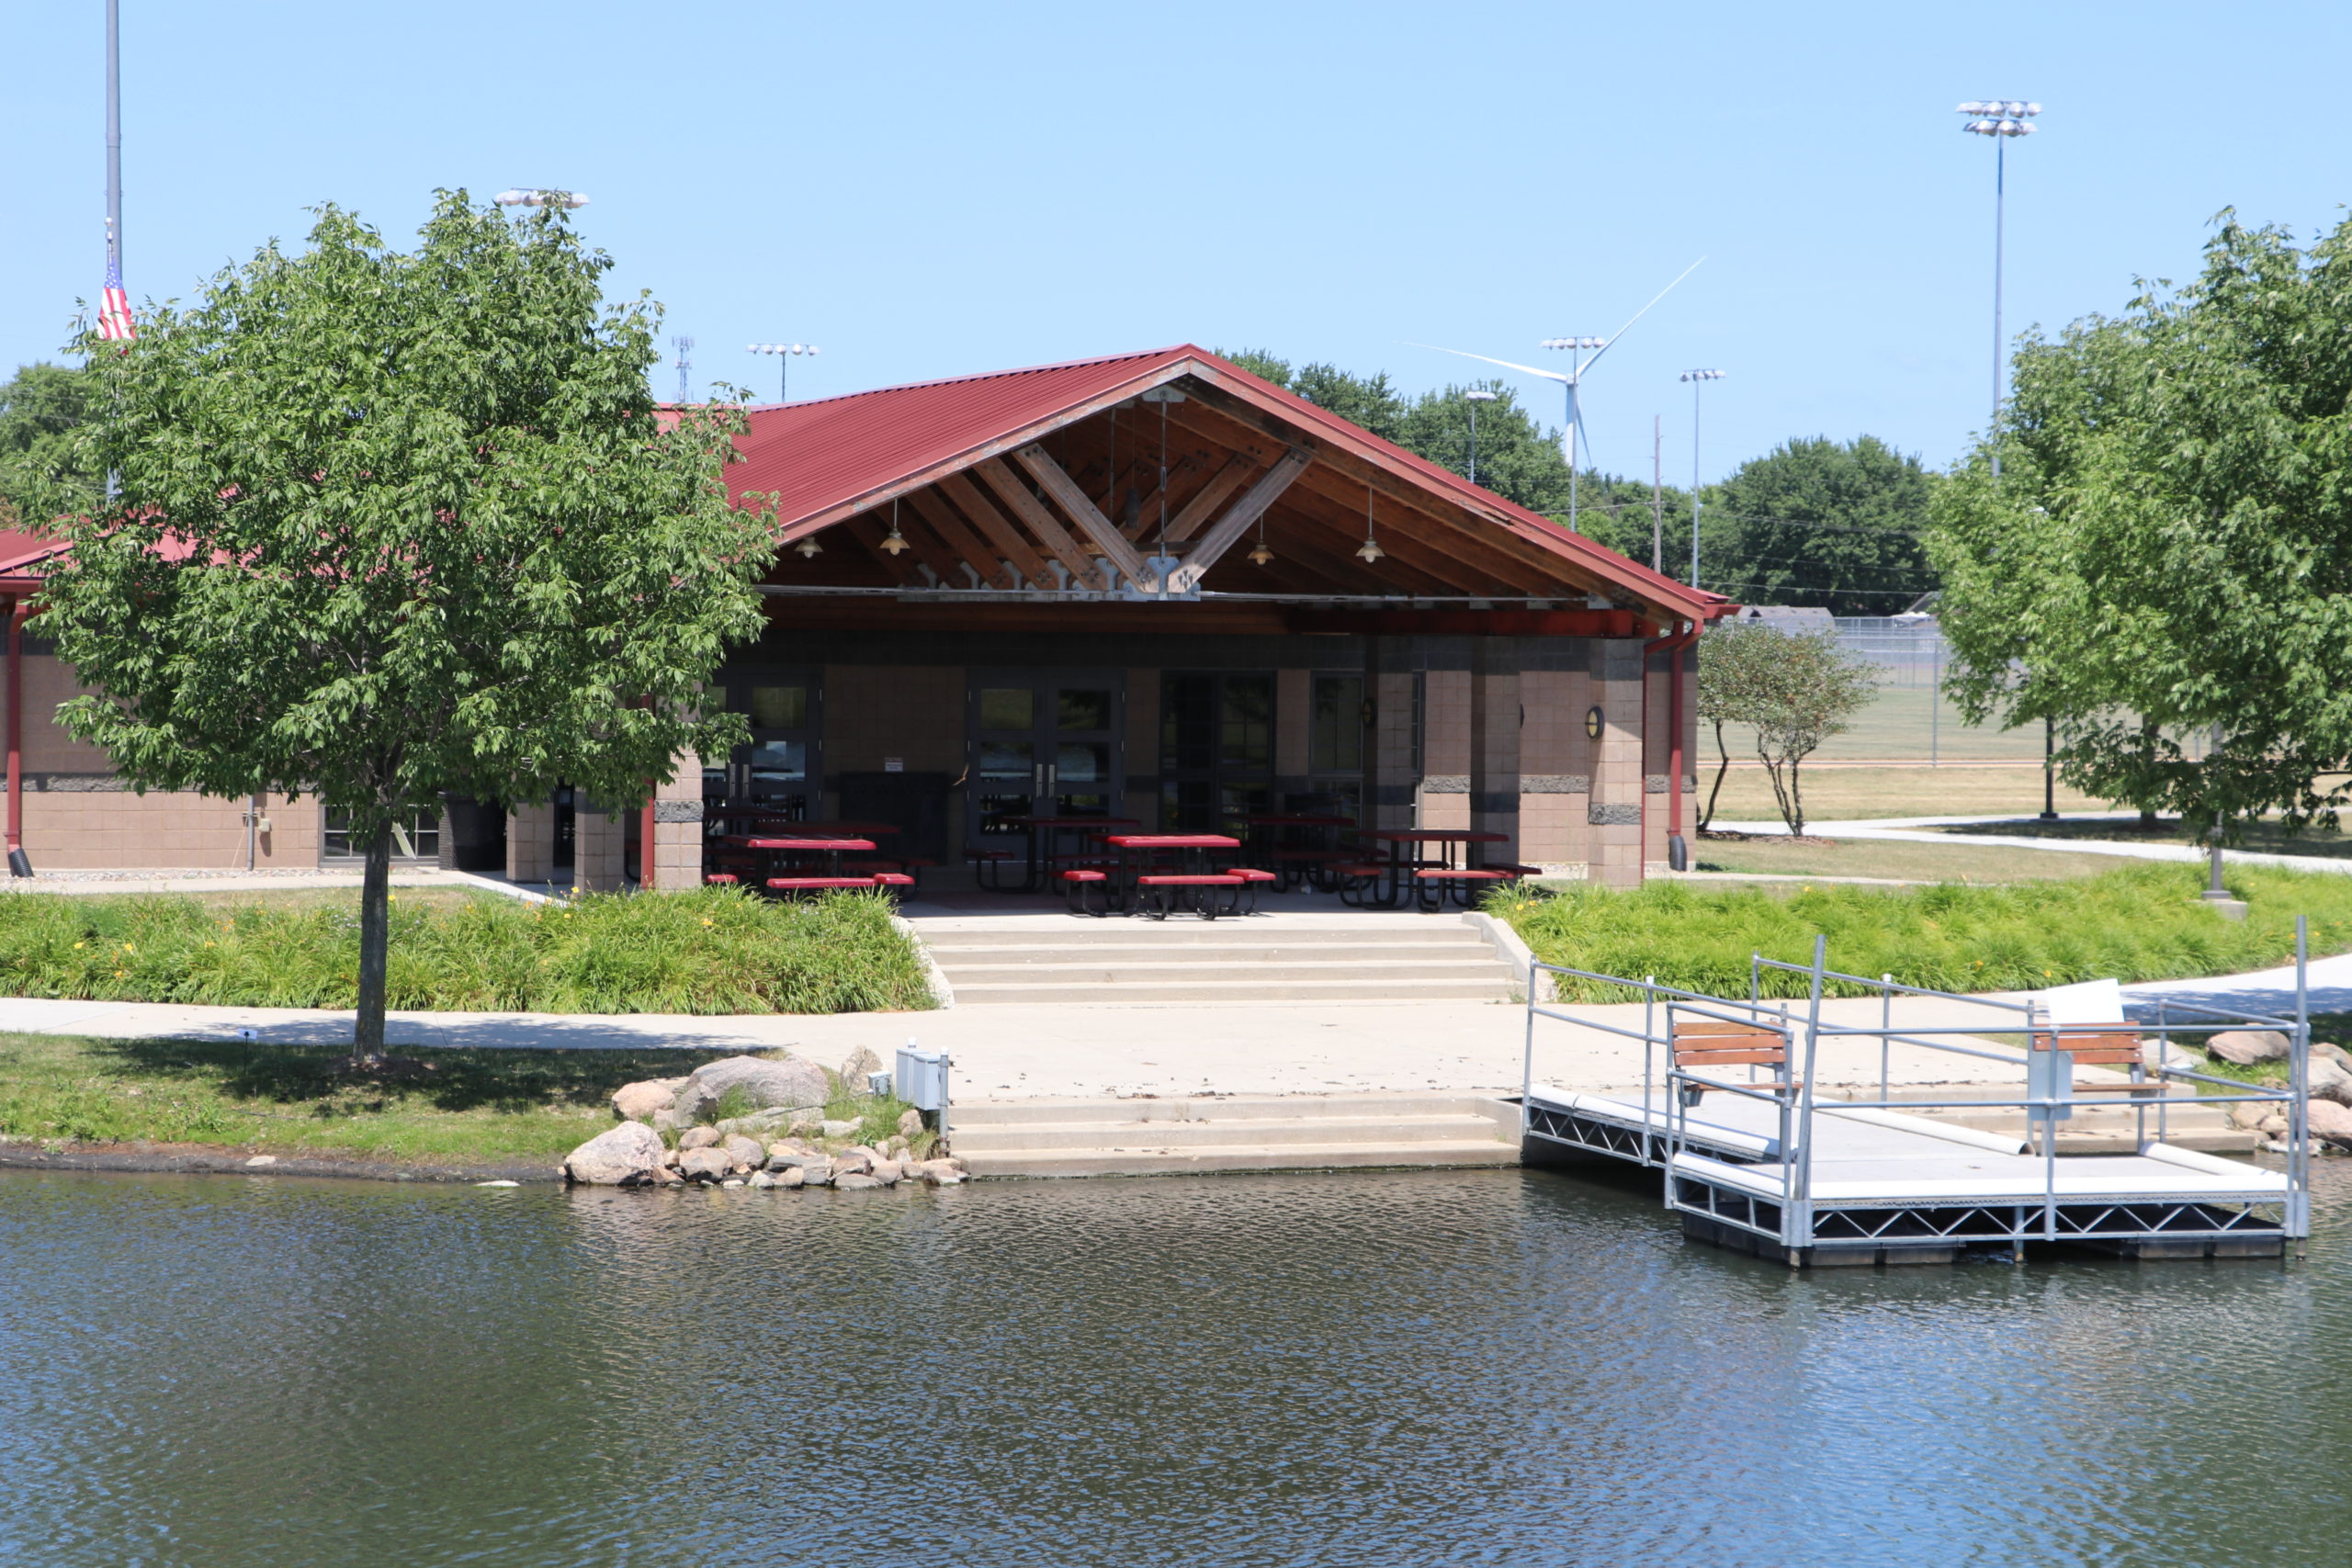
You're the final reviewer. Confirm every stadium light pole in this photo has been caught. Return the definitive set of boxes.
[1464,389,1498,486]
[1958,99,2039,475]
[494,188,589,210]
[1679,370,1725,591]
[747,342,820,402]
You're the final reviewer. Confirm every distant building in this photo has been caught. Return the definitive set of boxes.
[1729,604,1836,634]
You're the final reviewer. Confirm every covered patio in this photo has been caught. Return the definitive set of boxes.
[496,346,1734,898]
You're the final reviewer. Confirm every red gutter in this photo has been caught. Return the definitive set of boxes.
[1645,621,1701,873]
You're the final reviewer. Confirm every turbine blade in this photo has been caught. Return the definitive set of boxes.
[1403,342,1569,383]
[1576,256,1708,377]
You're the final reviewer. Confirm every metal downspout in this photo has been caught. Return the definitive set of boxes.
[6,597,28,877]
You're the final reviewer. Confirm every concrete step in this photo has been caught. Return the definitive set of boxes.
[926,939,1493,963]
[952,1094,1510,1126]
[919,925,1490,949]
[961,1139,1521,1178]
[945,976,1521,1004]
[950,1112,1509,1153]
[936,957,1512,986]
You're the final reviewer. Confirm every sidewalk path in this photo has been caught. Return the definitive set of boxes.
[1713,810,2352,877]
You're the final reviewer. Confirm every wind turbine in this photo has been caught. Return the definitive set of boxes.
[1409,256,1704,535]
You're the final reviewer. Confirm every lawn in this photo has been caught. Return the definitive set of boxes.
[1940,814,2352,863]
[1688,834,2129,884]
[0,886,935,1015]
[1711,684,2049,764]
[1494,862,2352,1003]
[0,1034,928,1165]
[1699,763,2110,825]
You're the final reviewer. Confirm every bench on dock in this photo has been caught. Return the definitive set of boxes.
[2034,1025,2163,1096]
[1672,1021,1796,1106]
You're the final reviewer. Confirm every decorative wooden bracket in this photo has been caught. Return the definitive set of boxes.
[1012,444,1160,592]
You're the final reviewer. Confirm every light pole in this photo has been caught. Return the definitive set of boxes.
[1957,99,2039,474]
[1541,336,1605,532]
[747,343,820,402]
[494,187,589,210]
[1679,369,1725,591]
[1464,389,1498,486]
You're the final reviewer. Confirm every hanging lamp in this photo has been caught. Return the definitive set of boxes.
[881,498,909,555]
[795,534,822,559]
[1249,513,1274,567]
[1355,481,1384,564]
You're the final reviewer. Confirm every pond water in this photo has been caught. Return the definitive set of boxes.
[2,1160,2346,1567]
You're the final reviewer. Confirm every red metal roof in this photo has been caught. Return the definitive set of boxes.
[723,344,1730,621]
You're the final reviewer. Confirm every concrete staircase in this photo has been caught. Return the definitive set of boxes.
[919,920,1523,1005]
[948,1092,1521,1177]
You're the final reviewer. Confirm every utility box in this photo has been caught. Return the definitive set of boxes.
[897,1041,951,1113]
[2026,1042,2074,1125]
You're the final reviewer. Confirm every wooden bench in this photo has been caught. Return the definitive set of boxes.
[1671,1020,1795,1105]
[2033,1025,2162,1096]
[1136,873,1245,920]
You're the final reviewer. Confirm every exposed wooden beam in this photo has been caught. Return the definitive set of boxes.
[1170,448,1313,591]
[904,485,1016,590]
[840,513,925,588]
[1009,445,1159,592]
[974,457,1113,592]
[1158,453,1259,546]
[936,470,1059,591]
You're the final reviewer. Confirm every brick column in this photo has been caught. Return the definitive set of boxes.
[1589,638,1646,888]
[573,804,628,893]
[506,802,555,885]
[1517,643,1588,875]
[1366,638,1419,830]
[1469,637,1521,863]
[650,750,704,890]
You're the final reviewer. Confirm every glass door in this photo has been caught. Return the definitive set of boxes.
[968,671,1124,863]
[1160,671,1273,832]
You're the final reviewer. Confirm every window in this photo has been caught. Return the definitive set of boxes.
[322,806,441,861]
[1160,672,1272,832]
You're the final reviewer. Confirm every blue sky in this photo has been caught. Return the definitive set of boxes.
[5,1,2346,482]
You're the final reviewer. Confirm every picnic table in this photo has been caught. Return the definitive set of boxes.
[1346,829,1510,909]
[1243,812,1358,892]
[715,834,876,894]
[1094,832,1245,917]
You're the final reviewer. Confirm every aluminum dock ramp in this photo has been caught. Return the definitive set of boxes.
[1521,930,2318,1268]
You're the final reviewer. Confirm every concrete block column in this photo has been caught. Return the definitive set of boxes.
[507,803,556,885]
[573,805,628,893]
[1365,638,1419,831]
[650,750,705,891]
[1468,638,1521,863]
[1273,668,1311,806]
[1517,653,1589,874]
[1589,638,1647,889]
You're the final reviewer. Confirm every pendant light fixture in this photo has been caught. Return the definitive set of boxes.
[881,498,909,555]
[795,534,822,559]
[1355,480,1385,564]
[1249,513,1274,567]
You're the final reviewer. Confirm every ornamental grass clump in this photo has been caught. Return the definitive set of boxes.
[1492,863,2352,1004]
[0,887,931,1015]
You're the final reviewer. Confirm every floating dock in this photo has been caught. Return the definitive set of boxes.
[1521,931,2316,1268]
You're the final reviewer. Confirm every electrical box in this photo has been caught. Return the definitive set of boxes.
[896,1040,951,1112]
[865,1069,893,1099]
[2026,1041,2074,1124]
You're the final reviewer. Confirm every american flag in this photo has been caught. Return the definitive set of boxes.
[97,250,136,343]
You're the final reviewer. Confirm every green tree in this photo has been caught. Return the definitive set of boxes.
[1741,627,1875,836]
[0,362,102,529]
[41,194,771,1055]
[1711,435,1937,614]
[1929,211,2352,848]
[1693,622,1781,829]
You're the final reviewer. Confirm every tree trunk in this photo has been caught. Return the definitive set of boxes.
[1700,719,1732,830]
[355,821,392,1062]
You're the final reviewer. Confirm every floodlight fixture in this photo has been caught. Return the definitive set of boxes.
[494,188,588,209]
[1956,97,2044,471]
[1679,370,1727,590]
[746,343,822,401]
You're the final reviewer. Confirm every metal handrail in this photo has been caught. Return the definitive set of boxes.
[1518,918,2317,1258]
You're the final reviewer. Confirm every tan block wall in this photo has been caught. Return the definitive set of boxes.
[1125,667,1158,827]
[20,655,117,773]
[508,804,556,884]
[1519,667,1585,870]
[574,805,628,893]
[1371,671,1417,829]
[22,789,322,871]
[1592,640,1647,889]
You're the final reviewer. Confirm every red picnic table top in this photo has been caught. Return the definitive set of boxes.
[722,836,876,852]
[1365,829,1509,843]
[1098,833,1242,849]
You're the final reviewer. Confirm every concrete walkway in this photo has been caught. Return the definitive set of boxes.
[1714,809,2352,877]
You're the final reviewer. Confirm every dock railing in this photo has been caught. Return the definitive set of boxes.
[1521,918,2316,1258]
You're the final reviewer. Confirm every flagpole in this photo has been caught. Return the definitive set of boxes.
[104,0,122,503]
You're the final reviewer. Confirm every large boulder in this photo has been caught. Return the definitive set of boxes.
[612,1076,690,1122]
[671,1055,831,1124]
[677,1147,733,1182]
[839,1046,883,1086]
[722,1134,766,1172]
[2307,1099,2352,1150]
[678,1125,722,1151]
[2309,1058,2352,1106]
[561,1121,668,1186]
[2210,1031,2290,1066]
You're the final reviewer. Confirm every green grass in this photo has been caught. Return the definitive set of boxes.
[1492,862,2352,1003]
[0,1033,746,1162]
[1690,834,2129,883]
[0,886,934,1015]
